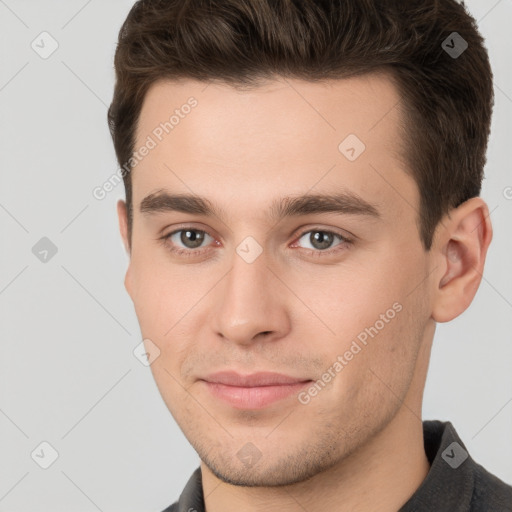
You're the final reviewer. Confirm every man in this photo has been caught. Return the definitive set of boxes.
[107,0,512,510]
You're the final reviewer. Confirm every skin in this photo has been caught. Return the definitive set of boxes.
[117,73,492,511]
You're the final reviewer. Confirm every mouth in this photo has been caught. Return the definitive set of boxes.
[199,371,313,410]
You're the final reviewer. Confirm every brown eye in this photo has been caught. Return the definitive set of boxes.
[180,229,206,248]
[165,229,213,251]
[296,230,346,251]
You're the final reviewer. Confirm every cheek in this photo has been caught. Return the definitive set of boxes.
[298,263,403,344]
[131,279,168,338]
[130,253,186,334]
[310,303,421,432]
[308,260,426,403]
[130,264,206,374]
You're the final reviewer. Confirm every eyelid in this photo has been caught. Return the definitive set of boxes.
[290,228,353,255]
[160,225,217,254]
[291,225,354,243]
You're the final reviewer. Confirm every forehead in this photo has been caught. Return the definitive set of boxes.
[132,73,417,225]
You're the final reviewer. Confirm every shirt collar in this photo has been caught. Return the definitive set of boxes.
[399,420,474,511]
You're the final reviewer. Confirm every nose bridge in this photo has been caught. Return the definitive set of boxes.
[211,246,290,345]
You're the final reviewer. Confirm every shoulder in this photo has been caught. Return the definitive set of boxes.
[160,502,178,512]
[159,466,203,512]
[470,461,512,511]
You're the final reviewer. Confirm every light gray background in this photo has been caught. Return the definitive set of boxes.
[0,1,511,510]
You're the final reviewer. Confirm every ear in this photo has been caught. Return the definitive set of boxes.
[117,199,131,254]
[430,197,493,323]
[117,199,133,298]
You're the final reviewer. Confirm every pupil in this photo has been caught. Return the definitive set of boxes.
[312,231,333,250]
[182,230,204,248]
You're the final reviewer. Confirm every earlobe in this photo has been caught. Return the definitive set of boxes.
[431,197,493,323]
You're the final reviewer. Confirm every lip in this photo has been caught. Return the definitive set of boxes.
[200,371,312,409]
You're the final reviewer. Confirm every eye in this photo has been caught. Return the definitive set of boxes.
[159,226,352,260]
[162,228,215,255]
[292,229,350,253]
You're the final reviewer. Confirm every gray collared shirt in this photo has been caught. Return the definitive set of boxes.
[161,420,512,512]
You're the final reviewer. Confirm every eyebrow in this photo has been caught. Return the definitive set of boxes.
[140,189,381,223]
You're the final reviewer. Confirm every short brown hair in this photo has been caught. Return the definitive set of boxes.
[107,0,494,250]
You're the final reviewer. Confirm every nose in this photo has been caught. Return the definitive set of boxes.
[211,249,292,347]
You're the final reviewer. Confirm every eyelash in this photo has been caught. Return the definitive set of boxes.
[159,226,353,259]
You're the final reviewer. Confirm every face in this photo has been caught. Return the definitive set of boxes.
[119,74,435,486]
